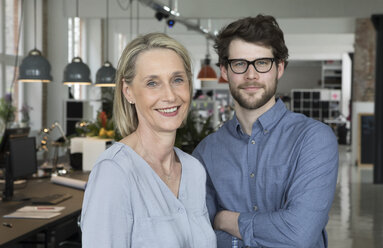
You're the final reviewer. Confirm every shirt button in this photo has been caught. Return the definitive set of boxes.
[251,140,255,144]
[253,205,258,211]
[250,173,255,178]
[264,129,269,134]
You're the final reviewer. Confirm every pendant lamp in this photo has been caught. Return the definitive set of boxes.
[63,0,91,85]
[197,38,217,81]
[18,0,52,83]
[95,0,116,87]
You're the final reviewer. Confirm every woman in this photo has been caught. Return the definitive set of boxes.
[81,33,216,248]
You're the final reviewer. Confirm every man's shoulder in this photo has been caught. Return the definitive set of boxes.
[282,110,336,139]
[201,120,234,143]
[193,120,234,157]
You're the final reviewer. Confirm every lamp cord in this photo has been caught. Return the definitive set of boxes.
[74,0,79,58]
[76,0,79,18]
[34,0,37,49]
[130,0,133,40]
[206,38,210,57]
[105,0,109,60]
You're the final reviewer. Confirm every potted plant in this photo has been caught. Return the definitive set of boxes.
[0,93,16,131]
[175,110,215,154]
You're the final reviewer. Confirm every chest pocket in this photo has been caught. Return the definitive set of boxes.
[263,163,289,208]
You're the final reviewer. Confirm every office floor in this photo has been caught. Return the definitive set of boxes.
[327,145,383,248]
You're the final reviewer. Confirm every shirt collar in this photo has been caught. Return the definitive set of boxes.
[257,98,287,132]
[231,98,287,136]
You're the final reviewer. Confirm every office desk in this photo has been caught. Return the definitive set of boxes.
[0,173,87,248]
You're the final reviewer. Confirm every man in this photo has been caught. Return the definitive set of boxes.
[193,15,339,248]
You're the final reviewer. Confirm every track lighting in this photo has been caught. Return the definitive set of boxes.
[155,11,168,21]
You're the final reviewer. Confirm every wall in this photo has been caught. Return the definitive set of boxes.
[278,61,322,96]
[45,0,70,139]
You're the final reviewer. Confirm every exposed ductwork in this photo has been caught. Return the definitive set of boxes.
[137,0,216,40]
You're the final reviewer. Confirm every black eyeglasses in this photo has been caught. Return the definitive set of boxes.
[226,58,275,74]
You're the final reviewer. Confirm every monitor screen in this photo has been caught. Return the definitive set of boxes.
[9,137,37,179]
[0,127,30,168]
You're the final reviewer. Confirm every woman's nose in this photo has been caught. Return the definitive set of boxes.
[163,84,176,102]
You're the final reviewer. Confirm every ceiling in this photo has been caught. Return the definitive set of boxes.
[68,0,383,20]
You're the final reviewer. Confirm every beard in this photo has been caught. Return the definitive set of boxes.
[229,76,278,110]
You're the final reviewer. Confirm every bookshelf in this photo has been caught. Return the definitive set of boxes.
[291,88,341,122]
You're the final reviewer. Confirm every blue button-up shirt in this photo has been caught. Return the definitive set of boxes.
[193,99,339,248]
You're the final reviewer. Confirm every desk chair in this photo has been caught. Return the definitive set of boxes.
[56,215,82,247]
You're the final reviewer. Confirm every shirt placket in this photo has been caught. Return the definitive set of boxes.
[247,132,259,213]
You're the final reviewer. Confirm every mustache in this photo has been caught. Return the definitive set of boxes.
[238,83,264,89]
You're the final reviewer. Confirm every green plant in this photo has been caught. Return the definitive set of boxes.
[0,94,16,124]
[175,110,214,154]
[79,111,122,140]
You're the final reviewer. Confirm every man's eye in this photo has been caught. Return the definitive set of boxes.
[256,60,269,66]
[233,61,246,67]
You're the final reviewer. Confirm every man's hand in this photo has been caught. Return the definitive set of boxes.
[214,210,242,239]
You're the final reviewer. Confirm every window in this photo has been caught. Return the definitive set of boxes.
[0,0,23,97]
[68,16,87,99]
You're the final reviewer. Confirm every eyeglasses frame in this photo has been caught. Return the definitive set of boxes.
[226,57,275,74]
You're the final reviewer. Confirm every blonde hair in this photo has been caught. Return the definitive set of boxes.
[113,33,193,137]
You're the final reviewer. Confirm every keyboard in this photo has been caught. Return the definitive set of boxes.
[31,193,72,205]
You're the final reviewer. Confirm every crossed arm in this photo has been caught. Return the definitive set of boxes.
[206,128,339,247]
[213,210,242,239]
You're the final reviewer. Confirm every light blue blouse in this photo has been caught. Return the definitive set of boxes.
[81,142,216,248]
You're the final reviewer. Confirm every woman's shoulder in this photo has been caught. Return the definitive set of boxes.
[93,142,139,173]
[174,147,206,175]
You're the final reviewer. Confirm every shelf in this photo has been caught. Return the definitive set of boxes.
[291,88,341,122]
[322,60,342,89]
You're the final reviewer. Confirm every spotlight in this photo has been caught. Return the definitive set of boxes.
[155,12,164,21]
[167,19,175,28]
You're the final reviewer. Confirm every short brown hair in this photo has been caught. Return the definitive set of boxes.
[214,15,289,68]
[113,33,193,137]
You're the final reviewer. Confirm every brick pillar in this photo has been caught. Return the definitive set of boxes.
[353,19,376,102]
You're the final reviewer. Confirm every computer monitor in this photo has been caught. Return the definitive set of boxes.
[0,127,30,168]
[2,136,37,201]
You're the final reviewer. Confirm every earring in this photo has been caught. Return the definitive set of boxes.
[129,101,134,104]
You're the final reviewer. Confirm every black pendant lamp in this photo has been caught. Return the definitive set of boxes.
[63,0,91,85]
[18,0,52,83]
[95,0,116,87]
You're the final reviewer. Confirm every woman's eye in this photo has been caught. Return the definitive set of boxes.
[174,77,184,84]
[147,81,157,87]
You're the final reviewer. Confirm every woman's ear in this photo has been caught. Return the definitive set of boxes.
[122,78,135,104]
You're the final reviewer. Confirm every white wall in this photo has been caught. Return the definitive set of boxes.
[45,0,70,138]
[278,61,322,96]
